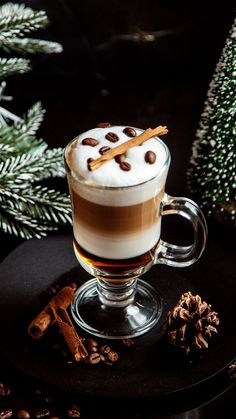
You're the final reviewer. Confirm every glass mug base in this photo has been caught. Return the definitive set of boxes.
[71,278,163,339]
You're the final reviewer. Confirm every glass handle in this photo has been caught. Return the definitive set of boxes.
[155,193,208,267]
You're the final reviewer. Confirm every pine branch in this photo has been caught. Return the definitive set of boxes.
[0,37,63,54]
[0,102,47,155]
[15,101,45,137]
[0,204,55,239]
[0,142,14,156]
[0,147,65,187]
[0,57,31,78]
[0,184,71,239]
[0,3,48,40]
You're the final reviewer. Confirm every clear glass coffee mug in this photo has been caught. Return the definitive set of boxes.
[64,135,207,339]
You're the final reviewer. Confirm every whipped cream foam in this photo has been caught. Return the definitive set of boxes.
[68,125,169,188]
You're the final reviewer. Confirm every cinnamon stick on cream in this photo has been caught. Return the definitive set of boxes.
[28,286,75,339]
[88,125,168,171]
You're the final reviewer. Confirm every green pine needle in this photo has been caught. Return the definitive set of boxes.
[0,57,31,78]
[0,37,63,55]
[0,3,48,39]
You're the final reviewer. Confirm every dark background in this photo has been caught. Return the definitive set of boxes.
[0,0,235,417]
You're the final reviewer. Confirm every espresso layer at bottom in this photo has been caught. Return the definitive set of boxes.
[73,238,159,276]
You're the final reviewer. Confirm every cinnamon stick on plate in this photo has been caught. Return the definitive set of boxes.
[49,303,88,361]
[28,286,75,339]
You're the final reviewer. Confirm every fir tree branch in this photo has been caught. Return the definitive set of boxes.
[0,142,14,156]
[0,37,63,54]
[0,147,65,187]
[0,57,31,78]
[0,204,55,239]
[15,101,45,137]
[0,102,47,155]
[0,4,48,40]
[0,185,71,239]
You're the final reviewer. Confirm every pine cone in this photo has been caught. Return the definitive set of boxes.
[166,291,220,353]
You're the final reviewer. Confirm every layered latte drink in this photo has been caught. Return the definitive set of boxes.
[65,124,170,278]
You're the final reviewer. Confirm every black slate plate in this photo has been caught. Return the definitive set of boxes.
[0,234,235,399]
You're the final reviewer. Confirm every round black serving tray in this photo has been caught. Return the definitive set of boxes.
[0,234,235,400]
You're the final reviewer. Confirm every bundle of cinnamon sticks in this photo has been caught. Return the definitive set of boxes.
[28,286,88,361]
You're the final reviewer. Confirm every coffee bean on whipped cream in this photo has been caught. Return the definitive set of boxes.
[114,153,126,164]
[145,150,156,164]
[120,161,131,171]
[105,132,119,142]
[123,127,137,137]
[82,137,99,146]
[97,122,111,128]
[87,157,94,171]
[99,146,111,155]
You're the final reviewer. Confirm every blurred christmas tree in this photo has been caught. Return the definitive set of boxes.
[0,2,71,239]
[187,18,236,227]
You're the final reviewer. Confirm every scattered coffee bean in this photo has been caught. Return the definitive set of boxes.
[35,409,50,418]
[119,161,131,171]
[99,146,111,155]
[82,137,99,147]
[123,127,137,137]
[67,408,81,418]
[71,404,80,411]
[107,351,119,362]
[97,122,111,128]
[114,153,126,164]
[122,338,134,347]
[17,410,31,419]
[0,409,13,419]
[87,157,94,171]
[105,132,119,143]
[86,352,101,365]
[100,345,111,354]
[145,150,156,164]
[49,417,59,419]
[0,382,10,396]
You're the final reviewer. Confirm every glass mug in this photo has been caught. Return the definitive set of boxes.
[64,130,207,339]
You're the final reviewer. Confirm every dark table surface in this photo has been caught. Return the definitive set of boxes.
[0,1,235,417]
